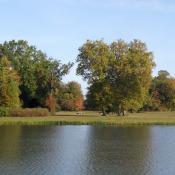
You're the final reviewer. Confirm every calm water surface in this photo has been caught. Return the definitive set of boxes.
[0,125,175,175]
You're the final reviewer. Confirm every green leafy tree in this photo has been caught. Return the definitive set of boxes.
[108,39,155,115]
[0,40,72,107]
[76,40,112,115]
[85,82,112,115]
[77,39,155,115]
[0,56,20,107]
[148,71,175,111]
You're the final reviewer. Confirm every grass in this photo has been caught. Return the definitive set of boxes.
[1,111,175,126]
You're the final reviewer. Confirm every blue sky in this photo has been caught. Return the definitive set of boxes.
[1,0,175,95]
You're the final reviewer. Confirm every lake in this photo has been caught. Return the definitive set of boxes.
[0,125,175,175]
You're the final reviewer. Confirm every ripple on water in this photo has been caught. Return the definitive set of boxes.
[0,126,175,175]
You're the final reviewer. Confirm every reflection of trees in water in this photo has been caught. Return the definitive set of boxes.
[0,126,93,175]
[0,126,22,160]
[0,126,152,175]
[48,126,93,175]
[0,126,57,162]
[0,126,58,174]
[85,127,152,175]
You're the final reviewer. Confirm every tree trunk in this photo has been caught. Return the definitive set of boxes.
[102,106,106,116]
[122,109,125,116]
[117,104,121,116]
[121,106,125,116]
[117,109,121,116]
[117,105,125,116]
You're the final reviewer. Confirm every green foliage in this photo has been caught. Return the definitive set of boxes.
[10,108,49,117]
[108,39,155,114]
[146,71,175,111]
[0,107,10,117]
[77,40,111,83]
[77,40,112,115]
[58,81,84,111]
[158,70,170,79]
[85,81,112,114]
[0,56,21,107]
[77,39,155,115]
[0,40,72,107]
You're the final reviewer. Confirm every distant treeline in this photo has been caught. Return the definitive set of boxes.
[0,39,175,116]
[0,40,83,115]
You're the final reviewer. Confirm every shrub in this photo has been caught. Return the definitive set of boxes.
[0,107,10,117]
[10,108,50,117]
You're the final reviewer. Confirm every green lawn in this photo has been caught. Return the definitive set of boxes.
[1,111,175,126]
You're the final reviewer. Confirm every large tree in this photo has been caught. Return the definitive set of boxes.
[0,40,72,107]
[0,56,20,107]
[77,39,155,115]
[108,39,155,115]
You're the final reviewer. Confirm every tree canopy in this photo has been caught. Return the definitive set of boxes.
[0,40,73,108]
[145,70,175,111]
[77,39,155,115]
[58,81,84,111]
[1,38,175,115]
[0,56,20,107]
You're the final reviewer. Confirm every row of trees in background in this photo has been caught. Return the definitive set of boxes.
[144,70,175,111]
[0,39,175,116]
[0,40,83,114]
[77,39,175,115]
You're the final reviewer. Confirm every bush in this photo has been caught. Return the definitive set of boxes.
[10,108,50,117]
[0,107,10,117]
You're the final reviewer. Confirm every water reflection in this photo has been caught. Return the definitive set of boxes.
[0,126,175,175]
[84,127,151,175]
[0,126,22,161]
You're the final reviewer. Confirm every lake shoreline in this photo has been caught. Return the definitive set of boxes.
[1,112,175,126]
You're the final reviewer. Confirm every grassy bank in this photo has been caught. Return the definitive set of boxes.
[1,111,175,126]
